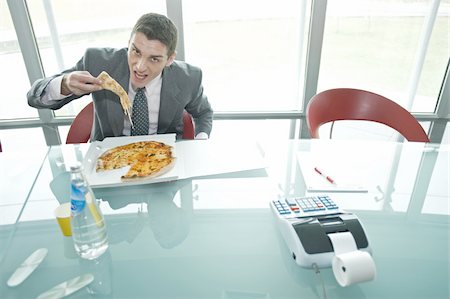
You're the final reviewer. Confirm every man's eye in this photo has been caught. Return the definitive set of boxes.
[150,57,160,62]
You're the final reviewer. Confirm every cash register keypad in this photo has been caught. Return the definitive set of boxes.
[272,195,339,217]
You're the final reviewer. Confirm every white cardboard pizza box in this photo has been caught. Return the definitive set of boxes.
[83,134,179,188]
[82,134,267,188]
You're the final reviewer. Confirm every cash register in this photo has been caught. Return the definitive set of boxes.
[270,195,372,268]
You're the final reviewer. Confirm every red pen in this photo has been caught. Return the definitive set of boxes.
[314,167,336,184]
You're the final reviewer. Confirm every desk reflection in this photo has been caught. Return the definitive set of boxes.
[50,172,193,250]
[78,249,113,298]
[98,180,193,249]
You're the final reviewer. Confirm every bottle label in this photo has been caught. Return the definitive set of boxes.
[71,183,86,215]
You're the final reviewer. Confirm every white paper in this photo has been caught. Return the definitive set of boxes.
[176,139,266,179]
[328,232,357,254]
[328,232,376,287]
[332,251,376,287]
[296,152,368,193]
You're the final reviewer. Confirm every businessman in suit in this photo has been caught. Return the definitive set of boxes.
[27,13,213,141]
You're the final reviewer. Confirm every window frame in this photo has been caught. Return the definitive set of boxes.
[2,0,448,145]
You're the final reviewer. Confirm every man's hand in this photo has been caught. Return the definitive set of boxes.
[194,132,209,140]
[61,71,103,96]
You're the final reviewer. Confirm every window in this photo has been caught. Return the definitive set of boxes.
[182,0,311,112]
[0,128,46,152]
[0,2,38,120]
[1,0,448,146]
[210,119,293,141]
[26,0,167,117]
[318,0,449,113]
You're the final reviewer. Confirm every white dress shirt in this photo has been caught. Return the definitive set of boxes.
[123,74,162,136]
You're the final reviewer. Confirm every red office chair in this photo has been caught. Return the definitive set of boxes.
[182,110,195,140]
[66,102,94,144]
[306,88,430,142]
[66,102,195,144]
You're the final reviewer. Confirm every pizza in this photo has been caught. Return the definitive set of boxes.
[96,141,175,180]
[97,71,132,124]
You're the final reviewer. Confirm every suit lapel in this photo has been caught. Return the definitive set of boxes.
[158,66,182,133]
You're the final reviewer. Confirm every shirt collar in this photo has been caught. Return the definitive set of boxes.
[129,73,162,93]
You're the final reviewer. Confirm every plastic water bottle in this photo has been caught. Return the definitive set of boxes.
[70,165,108,259]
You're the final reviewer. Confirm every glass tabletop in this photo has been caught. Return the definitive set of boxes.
[0,146,49,263]
[0,138,448,299]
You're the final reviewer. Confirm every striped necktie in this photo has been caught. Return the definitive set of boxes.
[131,88,149,136]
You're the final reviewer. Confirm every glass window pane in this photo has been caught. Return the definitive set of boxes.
[183,0,311,112]
[318,0,449,113]
[0,128,47,151]
[26,0,166,117]
[415,3,449,112]
[209,119,293,141]
[0,3,39,120]
[318,120,431,142]
[58,125,70,144]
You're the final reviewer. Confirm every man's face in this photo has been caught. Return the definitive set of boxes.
[127,32,175,89]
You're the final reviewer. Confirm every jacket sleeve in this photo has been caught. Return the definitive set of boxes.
[184,67,214,136]
[27,54,88,110]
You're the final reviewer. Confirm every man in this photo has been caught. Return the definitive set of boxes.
[27,13,213,141]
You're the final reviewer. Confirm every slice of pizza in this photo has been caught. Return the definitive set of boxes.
[122,155,175,180]
[97,71,132,124]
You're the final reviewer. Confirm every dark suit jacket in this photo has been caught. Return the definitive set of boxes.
[27,47,213,141]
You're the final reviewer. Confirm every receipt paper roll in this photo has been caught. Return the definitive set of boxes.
[328,232,376,287]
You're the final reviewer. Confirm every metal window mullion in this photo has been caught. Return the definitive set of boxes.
[405,0,440,111]
[7,0,61,145]
[212,111,303,120]
[166,0,185,61]
[299,0,327,139]
[43,0,65,71]
[428,58,450,143]
[289,0,309,140]
[435,59,450,119]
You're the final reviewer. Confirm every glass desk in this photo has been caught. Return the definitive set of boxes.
[0,139,448,299]
[0,146,49,262]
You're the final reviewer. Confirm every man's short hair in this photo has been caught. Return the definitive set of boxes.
[131,13,178,56]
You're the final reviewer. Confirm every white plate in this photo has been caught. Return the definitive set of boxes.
[82,134,179,188]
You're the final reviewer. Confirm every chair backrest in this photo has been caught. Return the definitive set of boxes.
[66,102,195,144]
[182,110,195,139]
[306,88,430,142]
[66,102,94,144]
